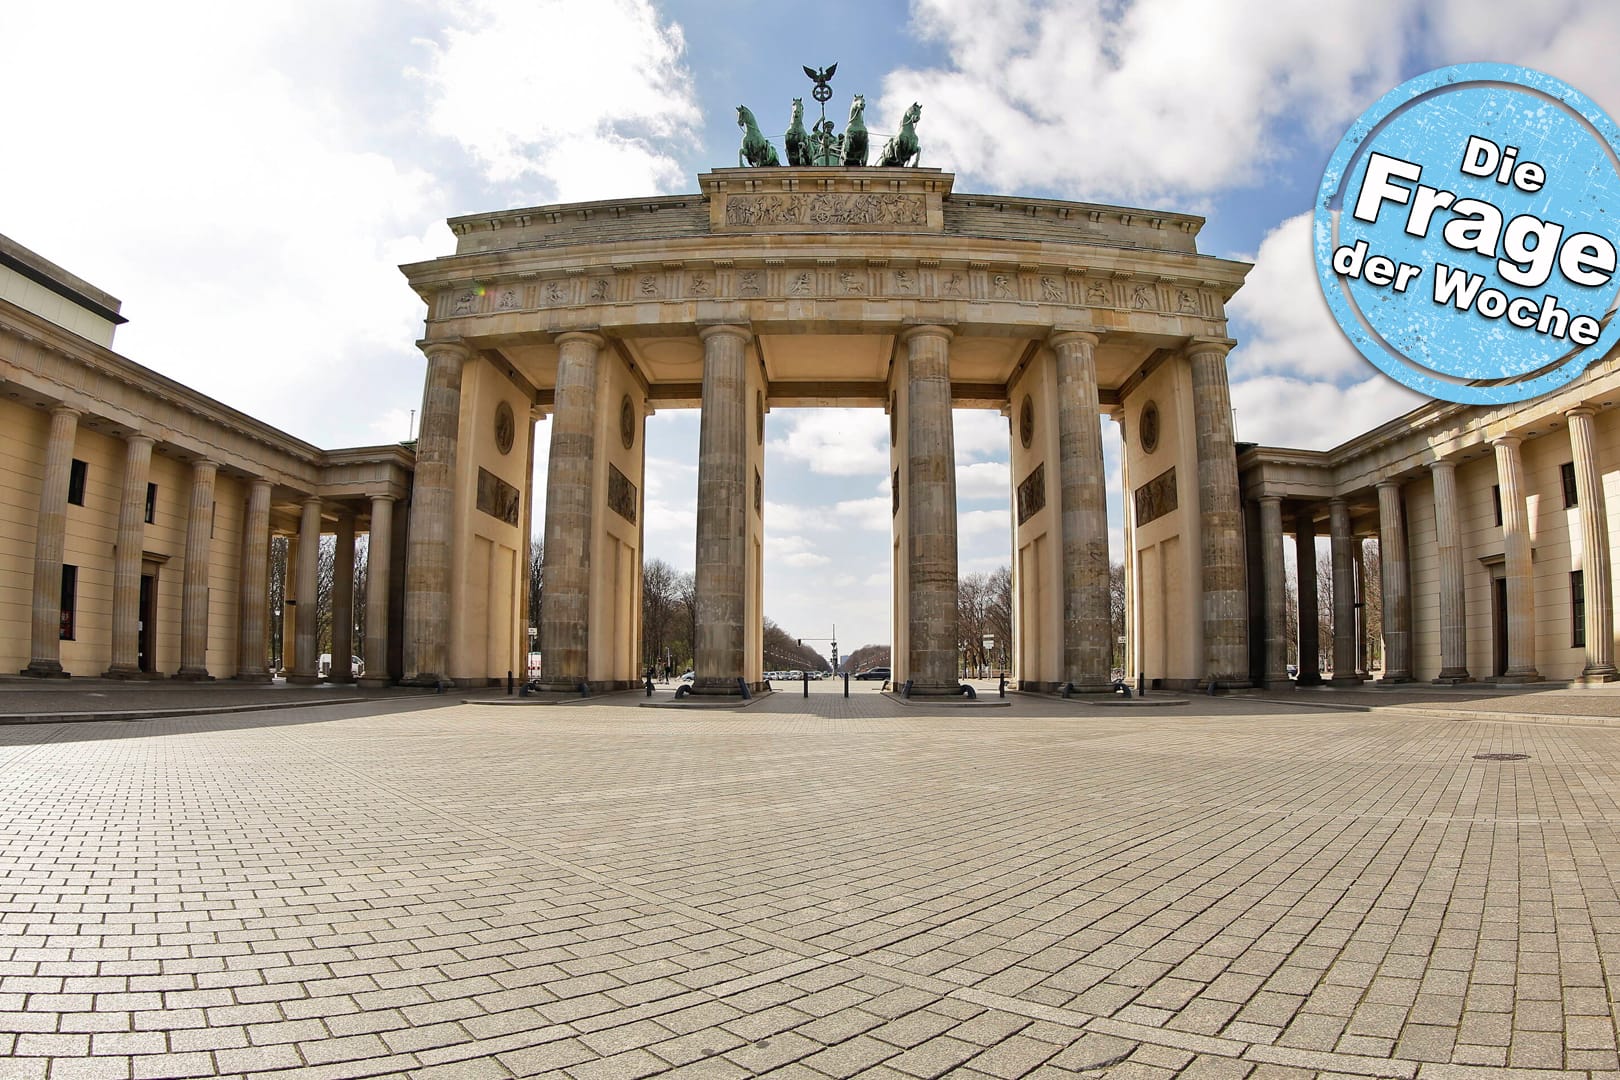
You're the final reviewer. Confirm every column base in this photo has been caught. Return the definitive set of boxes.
[1329,674,1365,686]
[104,665,162,680]
[285,674,325,685]
[171,668,215,682]
[1261,677,1295,690]
[1295,673,1324,686]
[233,670,273,683]
[400,673,454,689]
[328,673,356,684]
[1496,670,1542,684]
[1376,674,1414,685]
[1432,669,1473,684]
[19,662,68,678]
[357,675,392,689]
[1579,665,1619,684]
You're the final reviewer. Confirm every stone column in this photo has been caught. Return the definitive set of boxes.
[1051,330,1112,692]
[22,405,79,677]
[1329,499,1361,684]
[288,497,322,683]
[539,331,605,691]
[234,479,273,681]
[1259,496,1290,687]
[330,512,355,682]
[106,433,155,677]
[1431,459,1471,683]
[1188,340,1247,687]
[403,340,469,685]
[1567,407,1617,680]
[692,325,749,693]
[174,460,219,679]
[1494,435,1540,680]
[1294,506,1321,685]
[902,325,961,694]
[280,535,298,675]
[1376,480,1413,682]
[360,496,393,687]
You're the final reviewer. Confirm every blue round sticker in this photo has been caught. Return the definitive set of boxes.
[1316,64,1620,405]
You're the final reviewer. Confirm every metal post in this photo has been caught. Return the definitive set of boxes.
[507,670,513,696]
[843,672,850,697]
[802,670,809,698]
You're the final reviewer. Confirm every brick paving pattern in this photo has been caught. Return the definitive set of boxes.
[2,685,1619,1077]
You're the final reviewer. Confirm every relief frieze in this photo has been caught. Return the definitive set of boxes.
[724,192,927,228]
[608,464,637,524]
[1133,466,1178,527]
[476,467,521,527]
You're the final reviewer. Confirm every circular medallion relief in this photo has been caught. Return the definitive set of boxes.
[493,401,515,456]
[756,390,765,446]
[1019,395,1035,450]
[620,395,635,450]
[1139,400,1161,454]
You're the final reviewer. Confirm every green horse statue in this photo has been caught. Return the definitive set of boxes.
[877,102,922,167]
[842,94,868,167]
[785,98,811,166]
[737,105,780,167]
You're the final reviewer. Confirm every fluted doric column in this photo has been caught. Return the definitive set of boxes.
[539,331,605,691]
[1188,340,1247,687]
[1329,498,1361,684]
[1376,480,1413,682]
[1567,407,1617,681]
[106,433,155,677]
[1259,496,1290,687]
[1294,507,1321,684]
[403,340,470,685]
[234,479,273,681]
[23,405,80,677]
[288,497,322,683]
[330,512,355,682]
[1494,436,1540,680]
[174,459,219,679]
[1051,330,1112,692]
[360,495,394,687]
[1431,459,1471,683]
[692,325,749,693]
[902,325,961,694]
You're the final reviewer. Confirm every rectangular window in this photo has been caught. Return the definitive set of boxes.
[67,459,87,506]
[1562,461,1579,508]
[145,483,156,525]
[59,564,77,640]
[1573,570,1587,648]
[1492,484,1502,527]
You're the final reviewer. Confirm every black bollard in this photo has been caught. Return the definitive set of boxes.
[843,672,850,698]
[1137,672,1145,697]
[802,671,809,698]
[507,670,514,696]
[999,672,1007,698]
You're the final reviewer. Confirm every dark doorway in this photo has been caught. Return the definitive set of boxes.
[138,573,156,674]
[1492,576,1508,677]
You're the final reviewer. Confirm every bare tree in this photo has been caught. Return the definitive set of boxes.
[528,538,543,635]
[958,572,988,676]
[987,565,1011,674]
[843,643,891,674]
[641,558,679,672]
[268,536,287,671]
[1316,547,1335,675]
[1109,561,1125,670]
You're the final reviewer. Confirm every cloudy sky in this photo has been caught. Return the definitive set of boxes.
[5,0,1617,659]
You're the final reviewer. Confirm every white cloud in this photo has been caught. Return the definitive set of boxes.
[960,508,1011,538]
[883,0,1408,203]
[418,0,699,205]
[836,496,894,532]
[957,461,1011,501]
[771,410,891,476]
[1230,374,1425,450]
[954,410,1011,461]
[1226,213,1368,382]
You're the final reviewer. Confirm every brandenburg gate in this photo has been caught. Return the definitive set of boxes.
[399,158,1251,695]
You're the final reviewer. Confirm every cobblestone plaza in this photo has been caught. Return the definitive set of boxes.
[4,687,1620,1078]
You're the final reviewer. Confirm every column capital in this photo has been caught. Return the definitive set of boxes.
[1429,456,1458,473]
[898,323,954,345]
[1184,336,1236,360]
[1375,477,1404,492]
[556,329,607,350]
[1048,328,1103,350]
[124,431,155,448]
[48,403,82,419]
[1329,495,1349,509]
[696,323,750,345]
[300,495,323,510]
[1491,432,1523,450]
[1258,493,1283,507]
[1566,404,1598,421]
[190,457,218,474]
[417,338,473,363]
[248,477,273,493]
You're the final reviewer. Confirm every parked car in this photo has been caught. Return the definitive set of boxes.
[854,666,890,681]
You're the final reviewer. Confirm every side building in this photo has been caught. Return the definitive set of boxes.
[1237,351,1620,687]
[0,233,412,683]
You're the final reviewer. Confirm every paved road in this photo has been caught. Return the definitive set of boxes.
[2,689,1619,1078]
